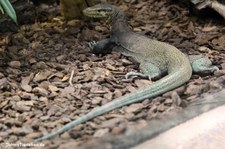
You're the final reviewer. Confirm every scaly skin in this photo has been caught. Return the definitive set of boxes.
[35,4,218,142]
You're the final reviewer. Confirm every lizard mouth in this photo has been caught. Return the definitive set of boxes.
[83,9,107,19]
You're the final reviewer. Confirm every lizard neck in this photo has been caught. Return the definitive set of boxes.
[110,10,132,35]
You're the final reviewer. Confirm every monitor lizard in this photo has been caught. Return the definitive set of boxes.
[35,4,218,142]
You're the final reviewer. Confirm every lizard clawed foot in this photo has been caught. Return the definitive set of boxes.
[196,66,219,74]
[208,66,219,73]
[196,0,212,10]
[88,41,97,49]
[125,71,151,80]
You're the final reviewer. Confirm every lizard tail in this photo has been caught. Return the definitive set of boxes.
[35,59,192,142]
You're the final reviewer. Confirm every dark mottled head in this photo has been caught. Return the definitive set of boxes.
[83,4,122,20]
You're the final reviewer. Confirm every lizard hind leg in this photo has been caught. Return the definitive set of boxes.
[125,62,162,80]
[190,55,219,73]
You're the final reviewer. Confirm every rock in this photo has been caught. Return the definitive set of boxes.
[0,78,8,88]
[20,92,38,100]
[171,91,182,106]
[63,86,75,94]
[33,87,49,96]
[101,118,126,128]
[111,126,126,135]
[157,104,166,112]
[33,70,52,82]
[12,101,34,112]
[21,84,32,92]
[134,79,151,88]
[214,69,225,77]
[25,132,42,139]
[8,61,21,68]
[48,85,59,92]
[28,58,37,64]
[90,86,107,94]
[93,67,112,77]
[124,103,144,113]
[185,84,209,96]
[0,72,4,79]
[58,141,80,149]
[91,97,103,105]
[47,105,61,116]
[93,128,110,138]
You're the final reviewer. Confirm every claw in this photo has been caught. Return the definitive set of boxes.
[125,72,132,79]
[211,66,219,72]
[125,71,150,80]
[88,41,97,49]
[196,0,212,9]
[198,66,219,74]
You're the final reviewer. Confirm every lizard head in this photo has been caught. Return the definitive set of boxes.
[83,4,119,20]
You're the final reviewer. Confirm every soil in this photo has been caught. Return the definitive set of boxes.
[0,0,225,149]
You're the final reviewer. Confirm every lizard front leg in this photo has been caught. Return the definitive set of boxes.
[88,38,116,54]
[188,55,219,73]
[126,61,163,80]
